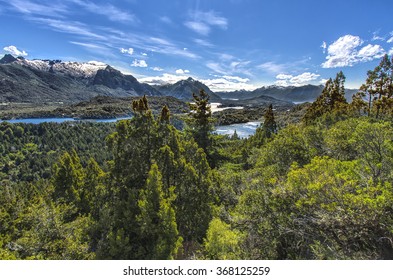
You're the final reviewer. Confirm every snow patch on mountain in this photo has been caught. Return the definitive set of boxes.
[12,57,108,78]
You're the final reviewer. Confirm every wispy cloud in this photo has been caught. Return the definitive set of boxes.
[160,16,172,24]
[70,0,137,23]
[185,21,210,36]
[31,18,106,40]
[372,30,385,41]
[185,10,228,36]
[222,75,250,83]
[2,1,199,61]
[321,41,327,54]
[322,34,385,68]
[69,41,114,57]
[3,0,136,23]
[387,32,393,43]
[207,53,252,76]
[197,10,228,29]
[3,45,28,56]
[257,61,286,74]
[70,41,108,50]
[206,62,227,75]
[3,0,68,17]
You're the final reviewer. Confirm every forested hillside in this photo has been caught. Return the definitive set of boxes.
[1,55,393,260]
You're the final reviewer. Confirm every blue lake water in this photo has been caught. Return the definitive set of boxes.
[1,117,260,138]
[1,117,132,124]
[214,121,261,138]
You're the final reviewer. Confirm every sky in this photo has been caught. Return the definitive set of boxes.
[0,0,392,91]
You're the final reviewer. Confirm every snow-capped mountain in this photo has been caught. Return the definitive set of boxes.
[0,54,160,103]
[3,55,108,79]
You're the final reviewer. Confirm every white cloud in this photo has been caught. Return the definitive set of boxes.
[120,47,134,55]
[87,61,107,66]
[358,44,385,60]
[185,21,210,36]
[322,35,362,68]
[276,74,293,80]
[3,45,28,56]
[321,41,327,53]
[199,11,228,29]
[193,38,214,48]
[222,75,250,83]
[151,67,163,71]
[131,59,147,67]
[175,69,190,74]
[322,34,386,68]
[185,10,228,36]
[275,72,320,87]
[141,52,148,56]
[290,72,320,85]
[372,31,385,41]
[201,77,255,92]
[320,78,329,85]
[139,73,189,85]
[257,61,286,74]
[389,48,393,56]
[219,54,235,61]
[387,37,393,43]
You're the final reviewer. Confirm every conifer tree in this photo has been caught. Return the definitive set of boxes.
[358,54,393,118]
[137,163,182,259]
[187,89,214,157]
[303,71,348,123]
[263,104,277,138]
[52,150,84,206]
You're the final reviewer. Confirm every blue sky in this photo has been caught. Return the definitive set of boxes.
[0,0,392,91]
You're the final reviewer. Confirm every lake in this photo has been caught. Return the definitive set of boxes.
[1,117,132,124]
[214,121,261,138]
[1,117,260,138]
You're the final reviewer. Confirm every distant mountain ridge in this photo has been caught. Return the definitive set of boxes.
[154,77,221,101]
[217,84,358,103]
[0,55,160,103]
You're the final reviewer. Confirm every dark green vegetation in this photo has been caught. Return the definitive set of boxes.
[0,96,189,120]
[1,55,393,260]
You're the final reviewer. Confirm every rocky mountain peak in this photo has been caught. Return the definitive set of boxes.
[0,54,17,64]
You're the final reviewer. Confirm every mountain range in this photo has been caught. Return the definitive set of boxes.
[0,54,358,105]
[216,85,358,103]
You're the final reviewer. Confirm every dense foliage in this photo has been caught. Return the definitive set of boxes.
[2,55,393,260]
